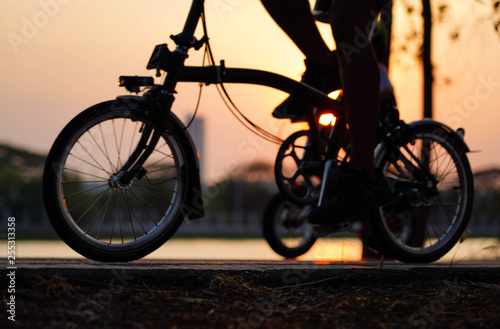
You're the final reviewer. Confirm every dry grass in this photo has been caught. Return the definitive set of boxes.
[2,267,500,329]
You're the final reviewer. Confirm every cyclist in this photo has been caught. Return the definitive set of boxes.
[261,0,391,227]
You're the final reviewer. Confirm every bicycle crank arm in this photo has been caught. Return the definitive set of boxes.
[317,159,337,206]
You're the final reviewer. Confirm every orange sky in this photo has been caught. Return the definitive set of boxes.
[1,0,500,184]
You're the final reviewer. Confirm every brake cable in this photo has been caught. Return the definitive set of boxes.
[200,10,284,145]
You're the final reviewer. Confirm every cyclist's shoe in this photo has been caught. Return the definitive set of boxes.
[272,58,341,122]
[308,163,393,227]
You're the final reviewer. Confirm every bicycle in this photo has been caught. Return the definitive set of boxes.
[43,0,474,263]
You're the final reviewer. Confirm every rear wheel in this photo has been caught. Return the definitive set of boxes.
[43,102,189,262]
[372,124,473,263]
[262,193,317,259]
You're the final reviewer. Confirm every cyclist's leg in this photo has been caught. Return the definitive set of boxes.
[308,0,391,226]
[261,0,341,121]
[261,0,334,66]
[329,0,388,178]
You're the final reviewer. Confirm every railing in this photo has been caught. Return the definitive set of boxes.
[1,208,499,238]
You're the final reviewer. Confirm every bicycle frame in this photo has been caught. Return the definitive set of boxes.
[178,65,347,158]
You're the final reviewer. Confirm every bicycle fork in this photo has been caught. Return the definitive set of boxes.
[113,89,177,188]
[115,40,188,187]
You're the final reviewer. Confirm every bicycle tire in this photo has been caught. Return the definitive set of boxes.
[43,101,189,262]
[262,193,317,259]
[372,123,474,263]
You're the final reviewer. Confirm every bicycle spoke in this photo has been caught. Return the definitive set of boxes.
[152,148,175,160]
[98,123,118,173]
[123,191,149,238]
[105,194,116,244]
[70,189,110,224]
[144,165,178,175]
[88,128,115,174]
[63,167,109,182]
[112,119,124,169]
[122,191,138,241]
[114,193,124,244]
[127,122,139,170]
[126,188,162,227]
[133,184,176,203]
[92,192,115,240]
[68,150,110,176]
[74,139,111,176]
[63,180,107,185]
[63,183,109,199]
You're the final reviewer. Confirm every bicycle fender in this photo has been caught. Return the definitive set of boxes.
[112,96,205,220]
[407,119,470,152]
[168,113,205,220]
[374,119,471,169]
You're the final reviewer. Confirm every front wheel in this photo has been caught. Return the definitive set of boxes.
[372,124,474,263]
[43,101,189,262]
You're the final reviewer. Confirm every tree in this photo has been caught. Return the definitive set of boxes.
[0,145,45,220]
[390,0,500,119]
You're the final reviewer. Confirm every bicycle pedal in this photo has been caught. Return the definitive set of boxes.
[313,221,352,237]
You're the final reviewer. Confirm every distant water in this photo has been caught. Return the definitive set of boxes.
[1,237,499,263]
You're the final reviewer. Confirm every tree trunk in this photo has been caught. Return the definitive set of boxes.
[422,0,433,118]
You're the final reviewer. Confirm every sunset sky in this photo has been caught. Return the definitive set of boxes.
[1,0,500,184]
